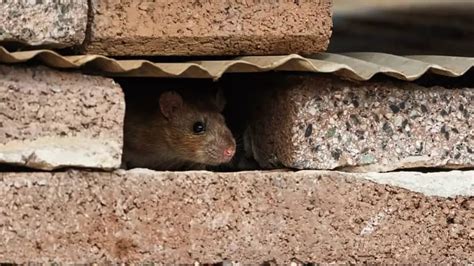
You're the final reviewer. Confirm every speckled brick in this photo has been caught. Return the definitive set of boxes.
[0,169,472,264]
[244,75,473,172]
[84,0,332,56]
[0,65,125,170]
[0,1,87,48]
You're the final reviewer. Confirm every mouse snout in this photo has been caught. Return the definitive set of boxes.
[213,126,236,164]
[223,146,235,159]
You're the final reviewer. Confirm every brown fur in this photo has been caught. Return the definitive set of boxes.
[122,88,236,171]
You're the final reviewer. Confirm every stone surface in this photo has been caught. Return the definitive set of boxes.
[84,0,332,56]
[0,169,472,264]
[243,75,473,171]
[0,1,88,48]
[0,65,125,170]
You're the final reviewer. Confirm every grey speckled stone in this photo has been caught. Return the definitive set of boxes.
[245,75,473,172]
[0,65,125,170]
[0,1,87,47]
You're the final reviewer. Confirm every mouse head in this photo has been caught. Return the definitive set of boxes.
[159,89,236,166]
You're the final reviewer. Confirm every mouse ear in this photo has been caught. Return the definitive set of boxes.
[214,88,226,112]
[159,91,183,119]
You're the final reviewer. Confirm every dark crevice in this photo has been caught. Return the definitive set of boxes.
[0,164,116,173]
[389,167,474,173]
[79,0,94,53]
[116,76,263,172]
[334,165,474,173]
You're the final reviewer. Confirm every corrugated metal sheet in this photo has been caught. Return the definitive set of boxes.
[0,46,472,80]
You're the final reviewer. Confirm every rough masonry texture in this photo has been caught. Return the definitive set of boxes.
[0,65,125,170]
[0,169,473,264]
[0,1,88,48]
[84,0,332,56]
[244,75,474,171]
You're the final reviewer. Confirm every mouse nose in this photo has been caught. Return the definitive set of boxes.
[223,146,235,158]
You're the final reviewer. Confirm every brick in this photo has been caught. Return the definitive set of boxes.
[0,65,125,170]
[0,1,88,48]
[0,169,472,264]
[84,0,332,56]
[243,75,474,171]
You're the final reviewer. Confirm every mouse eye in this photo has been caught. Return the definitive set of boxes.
[192,121,206,134]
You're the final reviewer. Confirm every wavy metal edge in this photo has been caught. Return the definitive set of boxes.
[1,46,473,80]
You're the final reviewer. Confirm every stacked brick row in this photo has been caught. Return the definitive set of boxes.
[1,0,332,55]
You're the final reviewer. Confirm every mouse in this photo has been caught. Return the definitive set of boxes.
[122,87,236,171]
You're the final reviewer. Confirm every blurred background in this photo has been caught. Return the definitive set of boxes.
[330,0,474,56]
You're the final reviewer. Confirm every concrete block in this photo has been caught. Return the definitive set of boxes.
[0,169,472,264]
[0,1,88,48]
[85,0,332,56]
[244,75,473,171]
[0,65,125,170]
